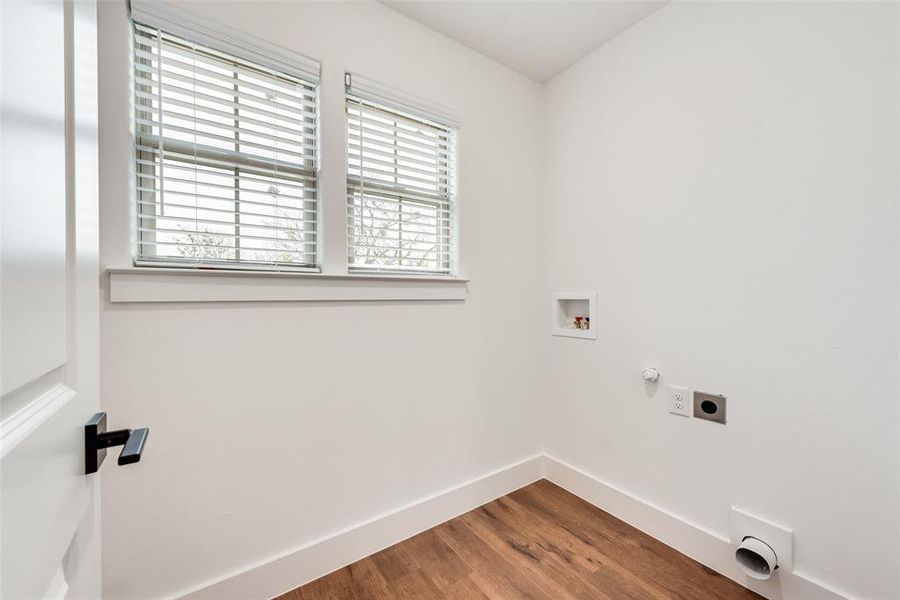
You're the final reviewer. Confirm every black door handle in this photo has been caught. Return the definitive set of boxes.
[85,412,150,474]
[119,427,149,465]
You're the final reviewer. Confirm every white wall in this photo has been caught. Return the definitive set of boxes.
[97,1,545,598]
[543,2,900,599]
[100,2,900,598]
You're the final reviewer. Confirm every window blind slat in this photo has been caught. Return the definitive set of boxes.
[348,122,451,155]
[347,103,453,138]
[136,173,316,204]
[139,225,316,244]
[346,212,451,226]
[134,45,316,101]
[139,242,314,259]
[134,21,318,271]
[134,118,313,158]
[138,107,315,148]
[136,138,316,181]
[136,161,317,193]
[346,152,449,180]
[134,87,314,131]
[135,96,316,139]
[346,179,450,205]
[347,142,449,170]
[136,187,317,215]
[133,67,317,114]
[346,92,456,275]
[139,200,315,221]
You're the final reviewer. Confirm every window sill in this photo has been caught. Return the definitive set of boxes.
[106,267,468,303]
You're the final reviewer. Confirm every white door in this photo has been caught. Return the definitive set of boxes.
[1,0,103,598]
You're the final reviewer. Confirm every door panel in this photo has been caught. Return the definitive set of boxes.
[1,0,101,598]
[2,385,90,598]
[0,0,68,397]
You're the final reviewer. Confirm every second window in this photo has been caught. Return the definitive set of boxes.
[346,86,456,275]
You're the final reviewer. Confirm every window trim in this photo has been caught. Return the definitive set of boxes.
[345,79,458,276]
[131,21,321,271]
[107,267,468,303]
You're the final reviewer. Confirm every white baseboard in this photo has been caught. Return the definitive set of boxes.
[543,455,850,600]
[173,453,851,600]
[173,454,545,600]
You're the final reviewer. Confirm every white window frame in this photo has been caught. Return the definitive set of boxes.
[109,4,468,302]
[130,2,321,272]
[345,73,459,277]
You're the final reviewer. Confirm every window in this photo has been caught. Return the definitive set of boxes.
[133,23,319,270]
[346,79,456,275]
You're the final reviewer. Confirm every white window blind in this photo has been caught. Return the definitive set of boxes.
[133,23,319,270]
[346,78,457,275]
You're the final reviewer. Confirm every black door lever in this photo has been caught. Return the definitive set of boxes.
[85,412,149,474]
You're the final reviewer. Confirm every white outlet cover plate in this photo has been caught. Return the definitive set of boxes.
[668,385,691,417]
[730,507,793,571]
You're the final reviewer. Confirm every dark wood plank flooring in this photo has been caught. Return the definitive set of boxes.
[277,479,761,599]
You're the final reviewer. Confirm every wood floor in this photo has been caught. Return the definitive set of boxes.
[277,480,761,600]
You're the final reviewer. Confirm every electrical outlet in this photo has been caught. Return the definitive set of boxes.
[669,385,691,417]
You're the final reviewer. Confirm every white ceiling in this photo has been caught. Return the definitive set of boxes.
[379,1,666,83]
